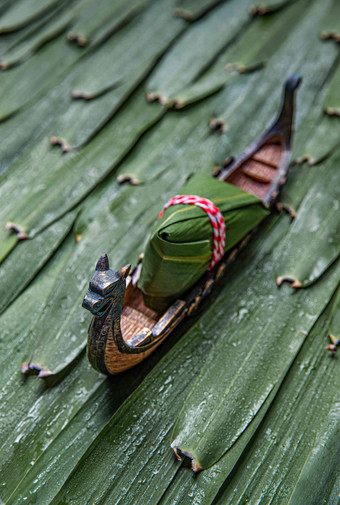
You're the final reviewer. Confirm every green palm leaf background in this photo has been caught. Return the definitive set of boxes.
[0,0,339,503]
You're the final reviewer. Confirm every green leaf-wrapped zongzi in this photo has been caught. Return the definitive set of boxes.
[138,173,270,312]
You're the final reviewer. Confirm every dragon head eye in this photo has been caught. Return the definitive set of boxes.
[82,290,112,316]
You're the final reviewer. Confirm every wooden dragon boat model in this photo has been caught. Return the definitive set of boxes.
[82,74,302,375]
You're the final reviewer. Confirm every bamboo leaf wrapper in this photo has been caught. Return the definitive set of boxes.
[139,173,269,311]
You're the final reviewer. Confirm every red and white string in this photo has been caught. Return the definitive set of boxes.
[159,195,226,270]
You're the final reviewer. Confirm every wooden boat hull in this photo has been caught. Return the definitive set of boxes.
[83,74,302,375]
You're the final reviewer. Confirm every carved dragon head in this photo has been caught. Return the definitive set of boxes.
[82,254,130,317]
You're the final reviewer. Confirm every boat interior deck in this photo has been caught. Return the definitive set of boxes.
[122,284,160,342]
[225,142,282,200]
